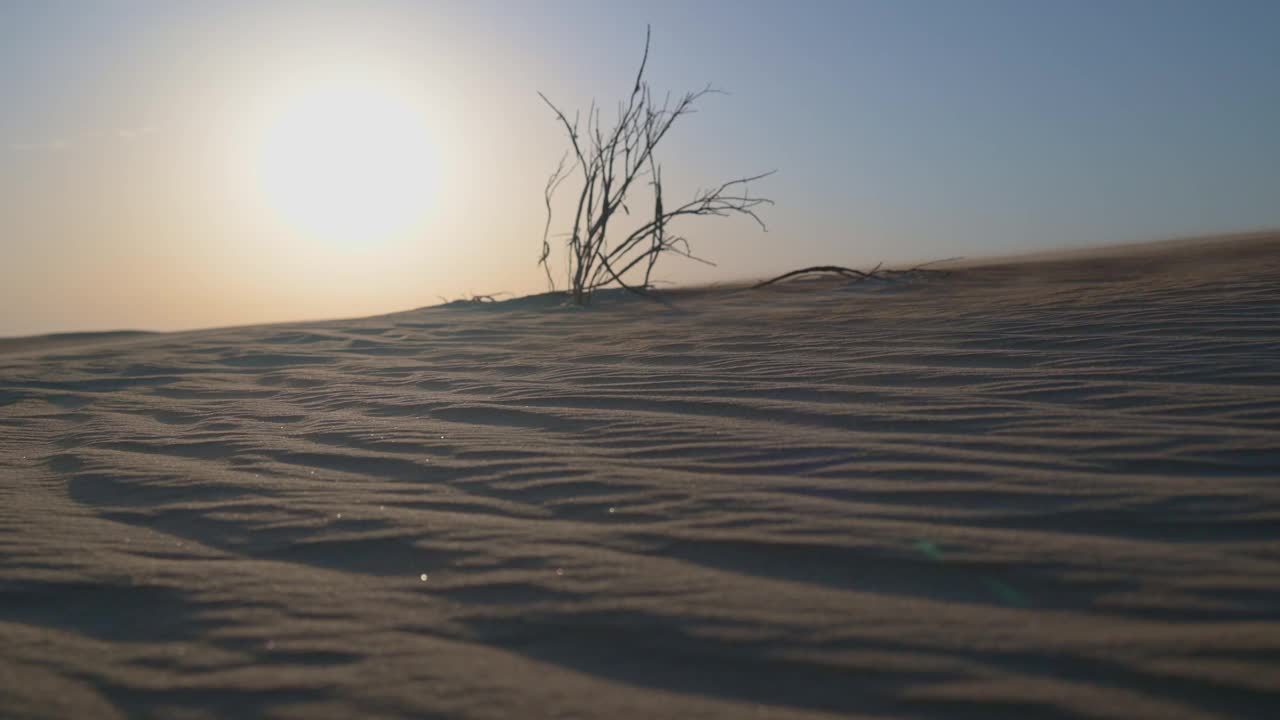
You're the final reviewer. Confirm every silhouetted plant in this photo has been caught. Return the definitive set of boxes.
[538,26,773,305]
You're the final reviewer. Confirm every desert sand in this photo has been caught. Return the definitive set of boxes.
[2,233,1278,719]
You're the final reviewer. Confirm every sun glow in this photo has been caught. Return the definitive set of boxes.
[252,70,437,244]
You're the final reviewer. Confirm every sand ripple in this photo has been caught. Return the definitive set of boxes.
[2,235,1279,718]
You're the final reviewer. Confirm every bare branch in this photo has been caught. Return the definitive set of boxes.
[537,26,773,304]
[539,151,571,290]
[752,266,870,288]
[752,260,962,289]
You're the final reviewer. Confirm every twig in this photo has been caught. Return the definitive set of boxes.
[753,259,962,289]
[752,266,869,288]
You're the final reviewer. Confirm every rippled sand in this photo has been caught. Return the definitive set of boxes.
[2,234,1278,719]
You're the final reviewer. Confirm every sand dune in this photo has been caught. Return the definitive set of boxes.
[0,331,156,359]
[2,234,1279,719]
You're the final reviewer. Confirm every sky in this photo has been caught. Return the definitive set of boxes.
[2,0,1278,336]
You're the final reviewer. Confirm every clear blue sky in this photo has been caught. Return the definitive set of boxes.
[3,1,1278,335]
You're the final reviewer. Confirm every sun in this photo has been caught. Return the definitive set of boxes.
[252,70,437,245]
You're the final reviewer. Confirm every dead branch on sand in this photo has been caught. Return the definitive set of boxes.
[752,258,962,289]
[437,293,510,306]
